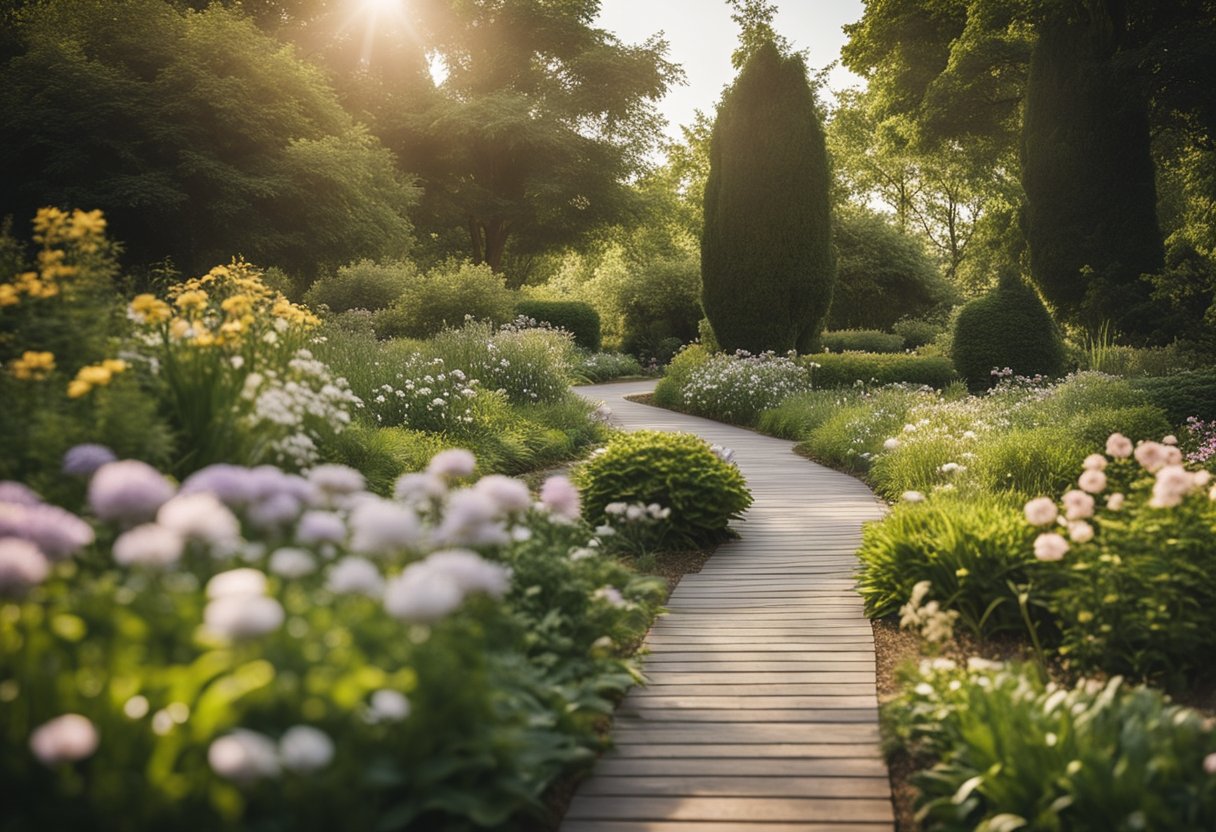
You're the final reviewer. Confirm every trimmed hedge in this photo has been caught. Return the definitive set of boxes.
[516,299,601,352]
[1130,370,1216,423]
[951,271,1065,389]
[803,353,956,389]
[821,329,905,354]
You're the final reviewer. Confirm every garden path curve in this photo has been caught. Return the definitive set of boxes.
[562,380,893,832]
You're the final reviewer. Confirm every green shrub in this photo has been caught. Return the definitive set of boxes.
[857,493,1036,636]
[321,424,448,494]
[1131,370,1216,423]
[575,351,644,383]
[697,317,720,352]
[304,259,415,312]
[617,254,703,356]
[425,319,576,406]
[576,430,752,548]
[375,260,516,339]
[893,316,946,350]
[887,664,1216,831]
[972,426,1089,498]
[805,352,957,388]
[756,389,861,440]
[1067,405,1171,449]
[653,343,710,409]
[820,329,905,354]
[951,270,1066,389]
[516,299,601,351]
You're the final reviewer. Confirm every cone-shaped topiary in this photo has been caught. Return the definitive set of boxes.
[701,40,835,354]
[952,269,1066,389]
[575,430,751,548]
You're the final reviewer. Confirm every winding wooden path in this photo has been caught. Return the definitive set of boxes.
[563,380,893,832]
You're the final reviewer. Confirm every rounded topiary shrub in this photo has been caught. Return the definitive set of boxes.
[576,430,752,548]
[304,260,416,312]
[951,270,1065,389]
[515,299,601,351]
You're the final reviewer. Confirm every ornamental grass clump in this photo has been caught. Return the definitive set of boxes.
[1022,432,1216,683]
[675,349,812,425]
[885,661,1216,830]
[0,450,664,831]
[576,430,752,548]
[427,318,576,405]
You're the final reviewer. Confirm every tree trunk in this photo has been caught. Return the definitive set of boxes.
[483,219,510,273]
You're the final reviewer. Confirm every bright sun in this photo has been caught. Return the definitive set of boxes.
[359,0,403,13]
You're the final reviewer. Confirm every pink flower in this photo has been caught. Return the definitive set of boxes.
[1023,497,1058,527]
[1033,533,1069,562]
[427,449,476,480]
[1062,490,1095,520]
[1078,469,1107,494]
[0,538,51,594]
[1105,433,1133,459]
[539,476,581,520]
[29,714,99,765]
[1134,441,1169,473]
[1067,521,1094,543]
[1107,493,1125,511]
[472,475,531,513]
[1150,465,1197,508]
[1082,454,1107,471]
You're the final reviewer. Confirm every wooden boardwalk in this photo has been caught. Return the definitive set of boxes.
[563,380,893,832]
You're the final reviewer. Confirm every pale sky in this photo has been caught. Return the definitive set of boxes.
[594,0,867,143]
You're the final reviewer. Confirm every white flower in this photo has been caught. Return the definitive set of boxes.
[0,537,51,594]
[539,476,580,520]
[593,586,626,608]
[1067,521,1094,543]
[278,725,334,774]
[393,473,447,505]
[383,565,463,623]
[326,557,384,597]
[901,491,925,503]
[939,462,963,475]
[1107,492,1125,510]
[1077,468,1107,494]
[349,499,422,555]
[427,449,476,480]
[208,729,280,782]
[426,549,510,597]
[1062,490,1095,520]
[1033,532,1069,562]
[435,490,507,546]
[966,657,1004,672]
[307,464,366,496]
[625,504,645,522]
[1083,453,1107,471]
[206,568,268,599]
[1105,432,1133,459]
[113,523,184,568]
[1023,497,1058,527]
[29,714,99,766]
[204,596,285,640]
[883,438,900,451]
[1134,441,1169,473]
[604,502,627,516]
[1150,465,1197,508]
[157,493,241,545]
[569,547,596,561]
[295,511,347,545]
[369,689,411,722]
[472,475,531,514]
[1163,434,1178,446]
[269,547,316,578]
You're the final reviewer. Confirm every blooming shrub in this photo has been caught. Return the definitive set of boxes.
[576,430,752,548]
[426,318,577,405]
[362,354,482,434]
[576,350,645,383]
[1181,415,1216,467]
[885,661,1216,831]
[0,451,663,830]
[673,349,812,425]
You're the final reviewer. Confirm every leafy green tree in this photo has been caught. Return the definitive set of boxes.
[0,0,417,278]
[702,39,835,353]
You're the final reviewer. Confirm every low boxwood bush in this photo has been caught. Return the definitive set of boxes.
[820,329,905,354]
[576,430,752,548]
[1131,370,1216,423]
[375,261,516,339]
[516,299,601,352]
[304,259,415,312]
[951,270,1065,389]
[857,493,1036,636]
[887,663,1216,831]
[804,353,956,389]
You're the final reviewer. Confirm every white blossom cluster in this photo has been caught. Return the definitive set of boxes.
[678,350,811,423]
[365,356,480,433]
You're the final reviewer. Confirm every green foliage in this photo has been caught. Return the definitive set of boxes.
[886,664,1216,831]
[425,319,577,407]
[827,209,954,330]
[515,300,601,352]
[374,261,516,340]
[951,271,1065,389]
[653,344,711,409]
[857,493,1036,636]
[971,427,1089,498]
[702,40,835,353]
[0,0,416,278]
[800,386,930,473]
[304,260,416,313]
[575,352,645,384]
[618,254,703,358]
[806,353,957,389]
[820,329,906,354]
[1131,370,1216,423]
[893,316,947,350]
[1068,405,1171,450]
[321,424,449,495]
[1022,14,1165,338]
[756,389,862,440]
[576,430,752,548]
[665,350,812,426]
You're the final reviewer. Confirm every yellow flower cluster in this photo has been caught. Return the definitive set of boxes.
[132,259,318,349]
[2,207,108,308]
[67,359,128,399]
[7,351,56,381]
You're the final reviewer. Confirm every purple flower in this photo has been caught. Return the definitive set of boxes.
[181,464,257,507]
[0,482,41,507]
[0,502,95,560]
[0,538,51,595]
[89,460,176,523]
[247,493,302,530]
[62,444,117,477]
[539,476,580,521]
[296,511,346,545]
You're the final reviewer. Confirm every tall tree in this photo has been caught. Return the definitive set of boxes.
[702,39,835,353]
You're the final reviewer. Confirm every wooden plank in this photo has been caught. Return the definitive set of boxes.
[590,756,889,778]
[607,743,883,759]
[563,823,895,832]
[611,724,881,745]
[566,796,895,823]
[578,776,891,798]
[621,694,879,710]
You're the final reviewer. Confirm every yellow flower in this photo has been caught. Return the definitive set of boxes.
[191,331,216,348]
[175,290,209,314]
[130,294,172,324]
[67,379,92,399]
[8,350,56,381]
[169,317,192,340]
[221,294,253,317]
[69,209,106,239]
[0,284,18,307]
[76,365,113,386]
[101,358,128,374]
[32,207,70,246]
